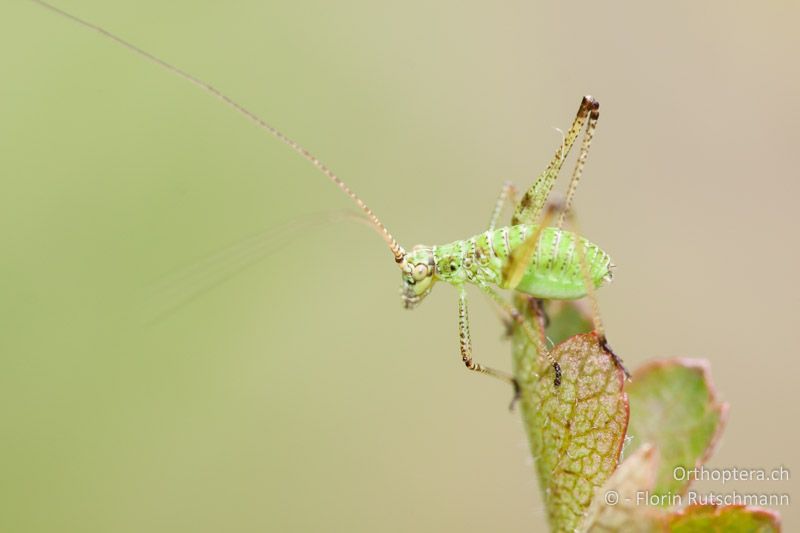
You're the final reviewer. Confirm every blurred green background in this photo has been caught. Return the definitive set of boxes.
[2,1,798,531]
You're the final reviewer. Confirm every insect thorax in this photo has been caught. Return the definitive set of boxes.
[432,224,613,300]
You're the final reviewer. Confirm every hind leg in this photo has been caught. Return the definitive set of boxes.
[512,96,599,226]
[559,209,631,379]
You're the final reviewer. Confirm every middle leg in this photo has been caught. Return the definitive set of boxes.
[478,282,562,388]
[487,180,518,232]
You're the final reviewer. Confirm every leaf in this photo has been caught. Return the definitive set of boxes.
[581,444,665,532]
[625,358,728,499]
[544,299,594,346]
[580,446,782,533]
[667,504,781,532]
[513,325,629,533]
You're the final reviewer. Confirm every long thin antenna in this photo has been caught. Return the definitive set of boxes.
[31,0,407,264]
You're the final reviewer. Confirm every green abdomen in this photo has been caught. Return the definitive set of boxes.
[513,225,611,299]
[475,225,612,300]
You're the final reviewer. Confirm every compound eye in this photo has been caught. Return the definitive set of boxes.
[412,263,429,281]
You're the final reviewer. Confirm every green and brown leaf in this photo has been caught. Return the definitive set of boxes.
[514,300,781,532]
[625,358,728,499]
[512,299,629,532]
[579,447,781,532]
[667,504,781,532]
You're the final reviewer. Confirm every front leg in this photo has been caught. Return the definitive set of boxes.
[457,287,519,391]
